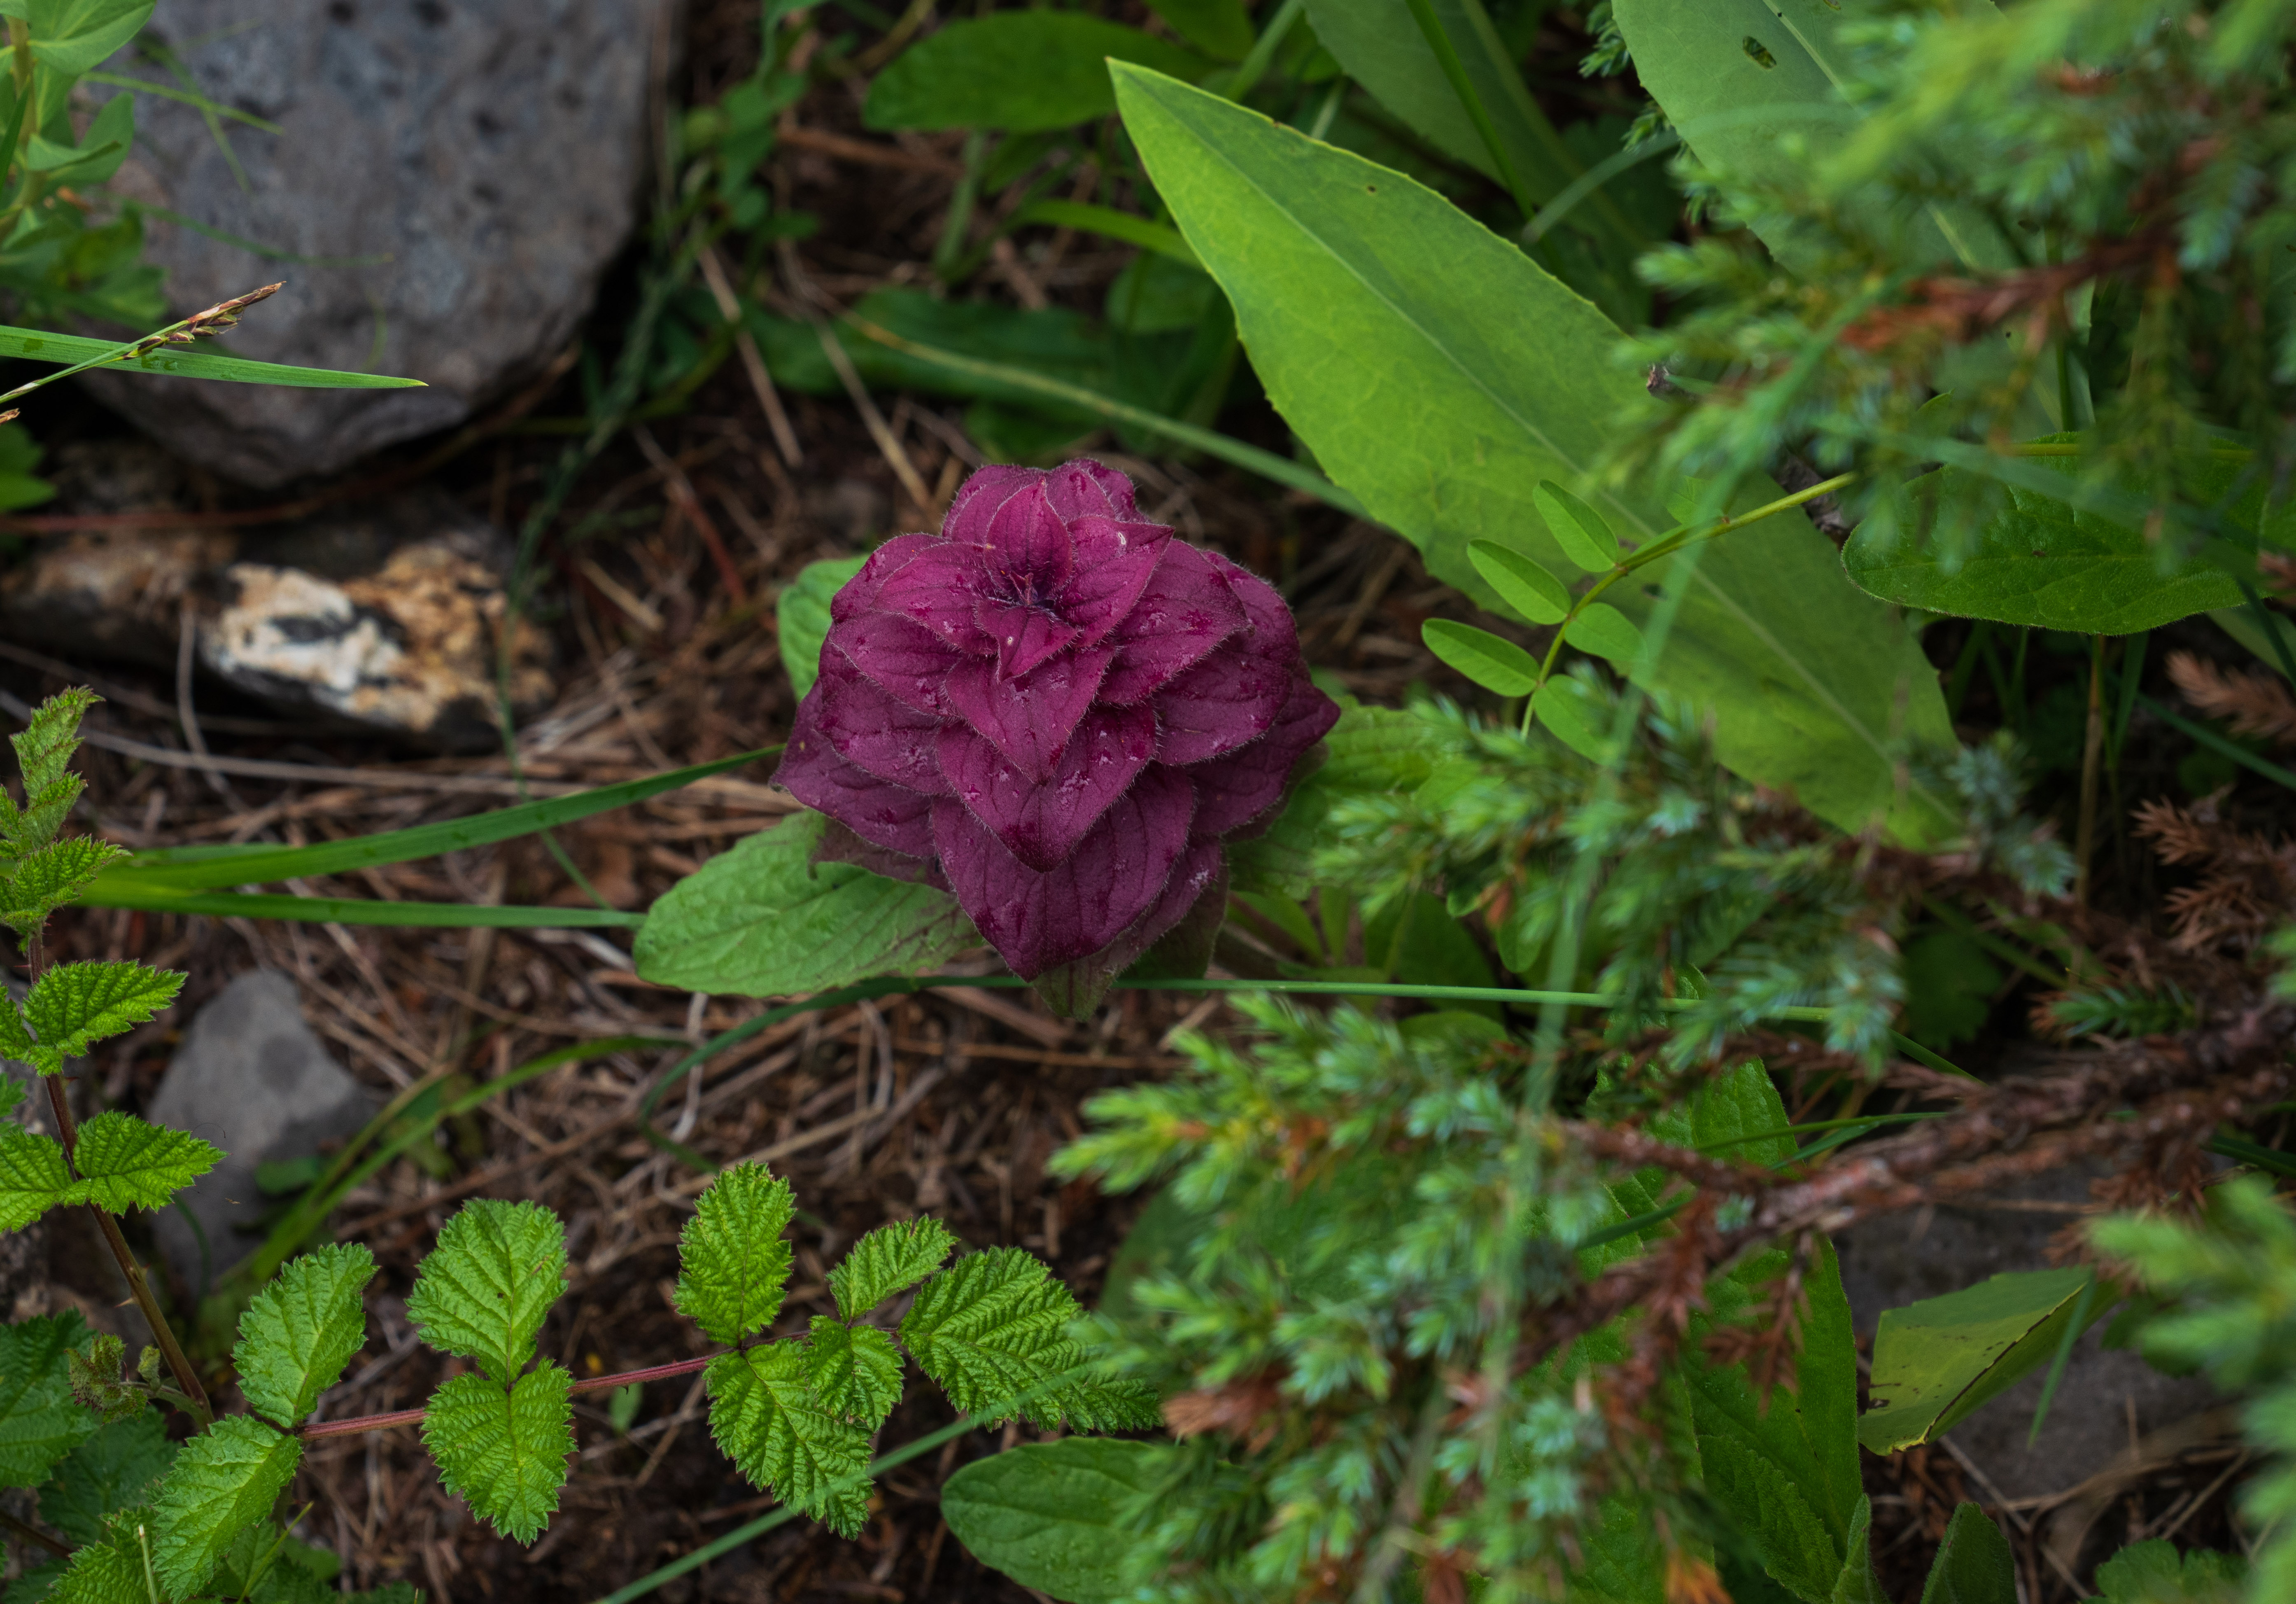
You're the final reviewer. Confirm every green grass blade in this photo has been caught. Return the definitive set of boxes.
[73,885,643,928]
[81,72,284,132]
[0,325,423,389]
[106,747,776,890]
[2137,693,2296,792]
[1011,200,1200,267]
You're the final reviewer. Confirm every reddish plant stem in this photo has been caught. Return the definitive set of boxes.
[299,1350,726,1442]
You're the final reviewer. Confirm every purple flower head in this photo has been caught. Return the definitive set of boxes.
[777,459,1338,985]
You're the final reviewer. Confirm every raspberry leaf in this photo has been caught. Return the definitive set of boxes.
[40,1410,176,1546]
[806,1317,903,1429]
[0,1122,77,1232]
[2,838,125,939]
[21,962,185,1073]
[421,1361,575,1545]
[829,1216,957,1320]
[706,1343,872,1537]
[900,1247,1157,1430]
[0,686,96,866]
[674,1160,795,1345]
[69,1111,221,1214]
[44,1507,154,1604]
[0,1312,100,1487]
[406,1199,566,1385]
[150,1416,303,1599]
[235,1243,378,1428]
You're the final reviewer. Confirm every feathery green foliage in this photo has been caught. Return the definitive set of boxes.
[405,1199,568,1385]
[673,1158,795,1343]
[234,1244,378,1429]
[422,1363,577,1545]
[829,1216,958,1319]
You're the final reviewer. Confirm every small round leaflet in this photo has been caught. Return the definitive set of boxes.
[1532,480,1620,573]
[1422,620,1540,696]
[1467,539,1570,624]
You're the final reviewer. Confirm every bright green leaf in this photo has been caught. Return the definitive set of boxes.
[406,1199,567,1386]
[806,1317,903,1428]
[633,812,978,997]
[149,1415,303,1599]
[40,1410,175,1547]
[23,963,186,1069]
[0,1123,76,1231]
[2,687,94,866]
[776,556,867,699]
[0,996,32,1063]
[1564,603,1645,665]
[865,14,1201,133]
[706,1342,873,1537]
[829,1216,958,1320]
[1532,671,1611,763]
[1423,620,1541,696]
[675,1161,796,1345]
[3,838,125,931]
[1920,1504,2016,1604]
[1860,1267,2105,1455]
[67,1111,220,1214]
[234,1243,377,1428]
[2082,1539,2245,1603]
[901,1247,1158,1431]
[46,1508,154,1604]
[941,1438,1167,1604]
[26,0,152,75]
[421,1362,574,1545]
[1468,539,1571,624]
[0,1312,99,1488]
[1534,481,1622,572]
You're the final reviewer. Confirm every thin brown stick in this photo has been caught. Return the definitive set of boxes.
[0,1506,70,1559]
[696,242,801,468]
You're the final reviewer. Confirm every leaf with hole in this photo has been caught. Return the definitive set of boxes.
[1468,539,1571,624]
[1423,620,1541,696]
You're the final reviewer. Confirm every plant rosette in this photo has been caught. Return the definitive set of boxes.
[775,458,1338,1012]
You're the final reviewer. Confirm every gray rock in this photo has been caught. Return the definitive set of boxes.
[84,0,664,487]
[147,970,378,1293]
[1835,1172,2221,1504]
[0,481,551,750]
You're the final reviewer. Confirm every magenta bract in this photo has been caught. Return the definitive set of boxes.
[777,460,1338,980]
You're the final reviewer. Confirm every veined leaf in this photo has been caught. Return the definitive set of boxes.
[234,1243,378,1428]
[2,686,95,862]
[150,1416,303,1599]
[2,837,125,928]
[23,962,185,1071]
[68,1111,220,1214]
[777,556,867,699]
[1468,540,1571,625]
[830,1216,958,1320]
[941,1438,1167,1604]
[0,1123,76,1231]
[1111,64,1960,844]
[46,1508,154,1604]
[706,1343,873,1537]
[675,1160,797,1345]
[864,13,1201,133]
[806,1317,903,1428]
[900,1247,1158,1431]
[40,1411,176,1547]
[406,1199,567,1385]
[1534,481,1623,573]
[421,1363,575,1545]
[634,812,978,997]
[1859,1267,2104,1455]
[1831,1496,1887,1604]
[1564,604,1645,665]
[1918,1504,2016,1604]
[1423,620,1541,696]
[0,995,32,1063]
[0,1312,100,1488]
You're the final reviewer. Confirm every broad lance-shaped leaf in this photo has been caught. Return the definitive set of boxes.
[806,1317,903,1429]
[0,1312,100,1488]
[41,1412,177,1547]
[707,1342,873,1537]
[1858,1267,2104,1455]
[235,1243,378,1428]
[150,1416,303,1599]
[1110,65,1960,846]
[634,811,978,998]
[676,1160,797,1345]
[939,1438,1167,1602]
[830,1216,958,1319]
[422,1362,575,1545]
[23,962,186,1072]
[406,1199,566,1385]
[0,1123,77,1232]
[1830,1497,1887,1604]
[68,1111,221,1214]
[1918,1504,2017,1604]
[900,1247,1159,1431]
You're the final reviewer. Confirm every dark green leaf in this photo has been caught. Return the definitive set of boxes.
[805,1318,903,1429]
[705,1343,872,1537]
[941,1438,1166,1603]
[39,1411,175,1547]
[865,14,1201,133]
[0,1312,99,1489]
[1146,0,1252,60]
[2081,1539,2245,1603]
[901,1248,1158,1431]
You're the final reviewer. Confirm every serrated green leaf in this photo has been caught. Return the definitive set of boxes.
[0,1070,21,1112]
[0,1312,100,1487]
[47,1508,155,1604]
[40,1411,175,1546]
[1563,603,1644,665]
[1919,1503,2016,1604]
[68,1112,221,1215]
[150,1416,303,1599]
[674,1161,795,1345]
[900,1247,1158,1431]
[406,1199,566,1385]
[830,1217,958,1320]
[1467,539,1571,624]
[2,838,124,931]
[1830,1496,1886,1604]
[0,998,34,1064]
[806,1317,903,1429]
[23,964,185,1069]
[1422,620,1541,696]
[234,1243,377,1428]
[0,1122,77,1231]
[706,1343,872,1537]
[6,689,95,832]
[940,1437,1166,1603]
[1534,481,1621,573]
[2082,1539,2245,1603]
[420,1361,574,1545]
[776,556,867,698]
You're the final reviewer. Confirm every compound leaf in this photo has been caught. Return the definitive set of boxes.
[1422,620,1541,696]
[421,1362,574,1545]
[406,1199,566,1385]
[22,962,184,1072]
[807,1317,904,1429]
[900,1247,1158,1431]
[68,1111,220,1214]
[150,1415,303,1599]
[0,1122,77,1232]
[0,1312,99,1488]
[235,1243,377,1429]
[675,1160,796,1345]
[40,1410,176,1546]
[707,1342,873,1537]
[1533,481,1621,573]
[830,1216,958,1320]
[1467,539,1571,625]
